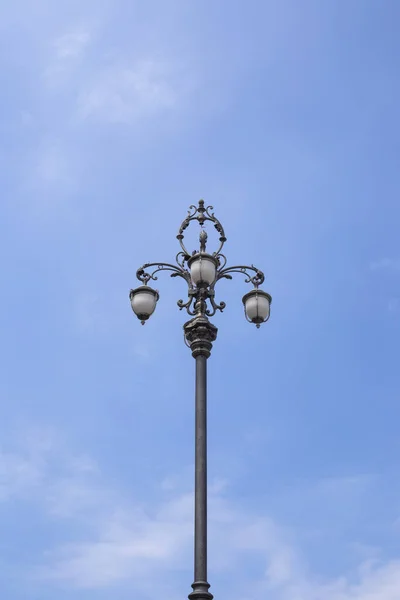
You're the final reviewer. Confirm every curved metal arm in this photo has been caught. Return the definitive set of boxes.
[205,290,226,317]
[136,262,191,286]
[203,264,265,317]
[177,289,198,316]
[216,265,265,287]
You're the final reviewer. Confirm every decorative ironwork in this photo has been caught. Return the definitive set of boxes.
[216,264,265,287]
[133,199,268,326]
[136,262,191,285]
[177,199,227,258]
[184,315,218,359]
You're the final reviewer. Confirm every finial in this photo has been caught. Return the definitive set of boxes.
[200,229,208,253]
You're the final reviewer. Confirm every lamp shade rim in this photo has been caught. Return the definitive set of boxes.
[242,288,272,306]
[187,252,218,268]
[129,286,160,301]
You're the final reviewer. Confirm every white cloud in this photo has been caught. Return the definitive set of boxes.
[34,467,400,600]
[54,29,91,59]
[314,473,374,498]
[45,464,106,520]
[0,428,99,515]
[77,60,178,123]
[0,451,42,501]
[39,491,194,587]
[2,429,400,600]
[39,480,400,600]
[277,560,400,600]
[0,427,55,501]
[43,26,92,88]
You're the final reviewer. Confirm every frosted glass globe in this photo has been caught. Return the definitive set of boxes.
[243,289,271,326]
[130,286,159,323]
[189,254,217,286]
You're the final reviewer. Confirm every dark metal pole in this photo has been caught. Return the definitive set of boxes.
[192,354,210,598]
[184,315,217,600]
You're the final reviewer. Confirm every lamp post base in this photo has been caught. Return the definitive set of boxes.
[188,580,214,600]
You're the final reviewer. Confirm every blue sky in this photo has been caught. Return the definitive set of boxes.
[1,0,400,598]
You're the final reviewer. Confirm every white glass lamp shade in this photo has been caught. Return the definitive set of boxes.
[242,289,272,328]
[188,253,217,286]
[130,286,159,324]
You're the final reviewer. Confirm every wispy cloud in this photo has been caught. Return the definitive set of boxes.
[0,451,42,502]
[1,428,400,600]
[0,427,54,502]
[77,59,179,123]
[314,473,375,497]
[40,476,400,600]
[0,428,98,512]
[41,495,193,587]
[54,29,91,60]
[43,26,92,88]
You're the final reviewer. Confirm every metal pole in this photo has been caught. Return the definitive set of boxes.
[185,316,217,600]
[192,354,210,596]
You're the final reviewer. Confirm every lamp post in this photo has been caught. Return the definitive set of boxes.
[129,200,272,600]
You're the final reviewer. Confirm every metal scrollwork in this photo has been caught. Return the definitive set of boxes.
[206,289,226,317]
[136,262,191,286]
[217,265,265,287]
[216,252,227,271]
[176,199,227,258]
[177,289,197,316]
[134,199,266,321]
[176,251,190,269]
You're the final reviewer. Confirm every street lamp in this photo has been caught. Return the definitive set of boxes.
[129,200,272,600]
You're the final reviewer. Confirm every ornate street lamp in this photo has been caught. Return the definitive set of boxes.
[129,200,271,600]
